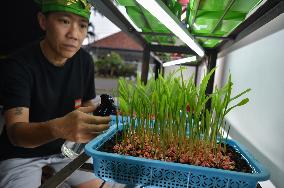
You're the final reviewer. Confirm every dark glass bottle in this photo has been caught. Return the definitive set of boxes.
[93,94,117,116]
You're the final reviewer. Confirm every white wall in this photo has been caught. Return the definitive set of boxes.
[215,14,284,187]
[196,61,207,86]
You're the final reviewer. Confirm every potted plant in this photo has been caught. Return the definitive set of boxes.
[85,68,269,188]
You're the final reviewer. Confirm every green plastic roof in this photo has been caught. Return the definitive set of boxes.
[115,0,263,48]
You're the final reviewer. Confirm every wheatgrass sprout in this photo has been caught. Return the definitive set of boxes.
[115,68,250,166]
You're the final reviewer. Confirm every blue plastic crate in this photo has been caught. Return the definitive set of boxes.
[85,116,270,188]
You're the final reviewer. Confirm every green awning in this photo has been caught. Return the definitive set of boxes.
[115,0,263,48]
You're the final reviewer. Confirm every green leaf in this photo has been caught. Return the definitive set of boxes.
[230,88,251,102]
[119,97,129,113]
[225,98,249,115]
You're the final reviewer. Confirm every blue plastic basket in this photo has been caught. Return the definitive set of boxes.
[85,116,270,188]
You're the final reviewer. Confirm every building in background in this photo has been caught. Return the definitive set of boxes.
[88,31,144,64]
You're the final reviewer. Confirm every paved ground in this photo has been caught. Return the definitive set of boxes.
[95,77,119,96]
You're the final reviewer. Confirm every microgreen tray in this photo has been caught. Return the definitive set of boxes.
[85,116,269,188]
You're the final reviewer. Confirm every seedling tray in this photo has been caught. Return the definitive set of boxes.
[85,116,269,188]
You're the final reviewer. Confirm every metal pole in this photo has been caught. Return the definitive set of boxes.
[154,59,161,80]
[205,49,217,110]
[141,45,150,84]
[39,153,90,188]
[194,65,199,86]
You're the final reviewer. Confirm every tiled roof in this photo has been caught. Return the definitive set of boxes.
[91,31,143,51]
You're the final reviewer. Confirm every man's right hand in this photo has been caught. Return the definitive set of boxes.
[52,106,111,143]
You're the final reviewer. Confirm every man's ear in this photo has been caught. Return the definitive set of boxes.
[37,12,47,31]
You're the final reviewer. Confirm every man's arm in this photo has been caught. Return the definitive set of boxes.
[5,107,56,148]
[4,105,110,148]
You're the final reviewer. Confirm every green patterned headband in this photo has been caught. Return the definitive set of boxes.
[35,0,91,20]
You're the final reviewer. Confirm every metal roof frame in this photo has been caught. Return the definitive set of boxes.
[216,0,284,51]
[92,0,148,48]
[92,0,284,56]
[92,0,284,85]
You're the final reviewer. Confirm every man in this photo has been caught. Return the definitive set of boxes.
[0,0,112,187]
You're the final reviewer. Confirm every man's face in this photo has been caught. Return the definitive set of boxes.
[42,12,88,59]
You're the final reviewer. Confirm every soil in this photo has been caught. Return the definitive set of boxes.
[99,131,253,173]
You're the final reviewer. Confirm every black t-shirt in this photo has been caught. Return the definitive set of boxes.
[0,41,95,160]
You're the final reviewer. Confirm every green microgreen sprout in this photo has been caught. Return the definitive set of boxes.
[113,67,250,170]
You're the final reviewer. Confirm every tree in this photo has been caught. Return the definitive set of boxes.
[95,52,123,77]
[95,52,137,78]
